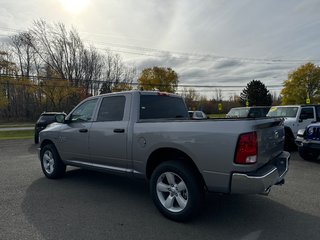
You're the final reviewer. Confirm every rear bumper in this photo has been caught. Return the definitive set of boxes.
[231,151,290,194]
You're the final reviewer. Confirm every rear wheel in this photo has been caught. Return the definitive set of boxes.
[40,144,66,179]
[298,147,319,161]
[150,161,204,222]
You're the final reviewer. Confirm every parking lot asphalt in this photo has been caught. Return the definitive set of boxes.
[0,139,320,240]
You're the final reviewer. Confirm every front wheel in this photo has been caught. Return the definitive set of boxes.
[150,161,204,222]
[40,144,66,179]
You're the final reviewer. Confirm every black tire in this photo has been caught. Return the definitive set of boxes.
[298,147,319,161]
[40,144,66,179]
[34,132,39,144]
[150,161,204,222]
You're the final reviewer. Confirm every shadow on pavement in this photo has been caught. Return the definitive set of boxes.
[28,143,38,154]
[22,169,320,240]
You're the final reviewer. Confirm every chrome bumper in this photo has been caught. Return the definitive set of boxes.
[231,151,290,194]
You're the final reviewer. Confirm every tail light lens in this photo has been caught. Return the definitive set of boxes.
[235,132,257,164]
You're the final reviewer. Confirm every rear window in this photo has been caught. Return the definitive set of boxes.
[38,115,56,123]
[227,108,250,118]
[140,95,188,119]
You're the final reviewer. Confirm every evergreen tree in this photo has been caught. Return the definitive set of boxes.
[240,80,272,106]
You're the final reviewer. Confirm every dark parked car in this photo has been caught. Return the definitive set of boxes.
[226,106,271,118]
[296,123,320,161]
[34,112,66,144]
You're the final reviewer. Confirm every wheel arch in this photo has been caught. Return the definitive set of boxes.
[284,126,296,150]
[40,139,55,149]
[146,147,206,189]
[284,126,294,138]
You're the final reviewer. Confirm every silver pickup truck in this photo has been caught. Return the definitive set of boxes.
[38,90,289,221]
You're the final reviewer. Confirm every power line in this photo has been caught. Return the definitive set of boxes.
[1,25,319,64]
[0,74,284,89]
[95,45,319,64]
[83,36,320,63]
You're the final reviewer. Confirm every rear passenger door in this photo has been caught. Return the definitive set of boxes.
[89,95,130,171]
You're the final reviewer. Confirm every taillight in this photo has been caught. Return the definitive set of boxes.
[235,132,257,164]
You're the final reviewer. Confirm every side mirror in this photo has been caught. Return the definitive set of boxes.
[55,114,66,123]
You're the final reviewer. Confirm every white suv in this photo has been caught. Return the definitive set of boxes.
[267,105,320,149]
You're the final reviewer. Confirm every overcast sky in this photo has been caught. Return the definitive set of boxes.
[1,0,320,98]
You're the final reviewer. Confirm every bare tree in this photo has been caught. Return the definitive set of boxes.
[29,20,105,92]
[100,51,136,94]
[214,88,223,101]
[0,20,140,121]
[9,32,37,78]
[180,88,200,110]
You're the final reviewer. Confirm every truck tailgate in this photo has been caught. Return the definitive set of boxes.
[255,119,285,167]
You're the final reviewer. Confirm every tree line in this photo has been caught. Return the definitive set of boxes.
[0,20,136,120]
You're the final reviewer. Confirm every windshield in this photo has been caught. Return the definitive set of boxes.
[267,106,298,118]
[226,108,249,118]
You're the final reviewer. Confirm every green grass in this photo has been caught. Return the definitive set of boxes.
[0,130,34,140]
[0,122,34,128]
[208,113,226,118]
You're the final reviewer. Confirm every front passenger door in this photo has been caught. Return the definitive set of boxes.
[58,98,98,162]
[297,107,316,130]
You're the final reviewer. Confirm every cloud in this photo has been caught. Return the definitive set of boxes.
[0,36,11,44]
[213,59,243,69]
[0,7,15,28]
[128,49,304,99]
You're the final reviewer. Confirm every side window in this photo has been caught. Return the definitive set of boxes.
[195,112,203,118]
[97,96,125,121]
[140,95,188,119]
[71,99,98,122]
[300,107,314,119]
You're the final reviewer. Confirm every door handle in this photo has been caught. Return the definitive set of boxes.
[79,129,88,133]
[113,129,125,133]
